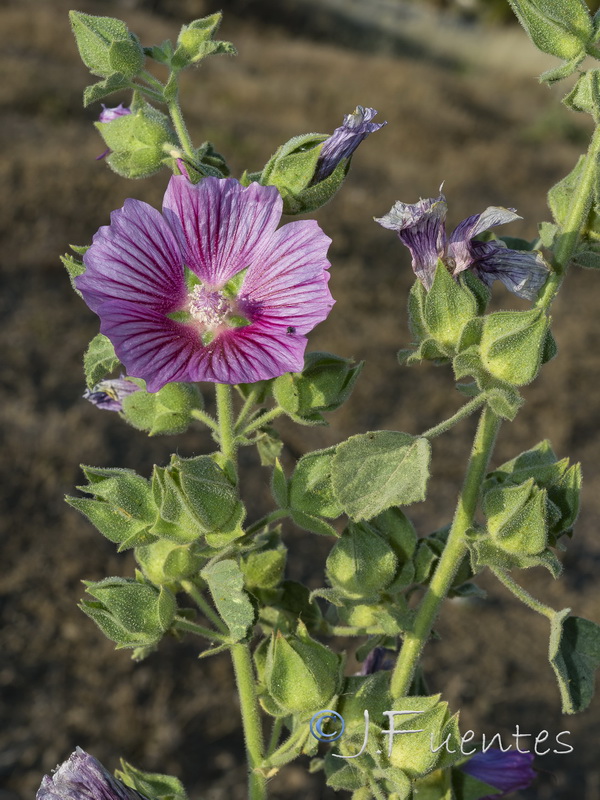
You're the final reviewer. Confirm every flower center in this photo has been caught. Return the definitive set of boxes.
[188,285,230,330]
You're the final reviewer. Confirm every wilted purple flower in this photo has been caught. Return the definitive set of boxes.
[76,176,333,390]
[99,104,131,123]
[36,748,148,800]
[83,376,141,411]
[460,748,536,798]
[375,193,548,300]
[313,106,386,183]
[359,647,395,675]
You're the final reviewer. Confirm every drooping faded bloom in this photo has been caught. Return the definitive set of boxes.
[375,193,548,300]
[359,646,395,675]
[83,376,141,411]
[76,177,334,390]
[460,748,536,798]
[313,106,386,183]
[99,104,131,123]
[36,748,148,800]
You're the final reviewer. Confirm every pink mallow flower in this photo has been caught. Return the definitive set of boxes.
[376,192,548,300]
[460,748,536,798]
[76,177,334,390]
[36,748,147,800]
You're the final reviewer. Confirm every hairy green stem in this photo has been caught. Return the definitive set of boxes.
[173,617,229,642]
[235,386,263,433]
[422,394,487,440]
[191,407,219,432]
[537,123,600,309]
[141,69,165,92]
[370,780,387,800]
[245,509,289,536]
[490,568,555,620]
[241,406,285,437]
[230,643,267,800]
[390,406,501,698]
[167,91,197,162]
[266,718,284,757]
[180,579,228,634]
[216,383,237,462]
[128,81,164,104]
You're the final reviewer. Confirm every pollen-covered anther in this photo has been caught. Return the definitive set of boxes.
[188,285,230,329]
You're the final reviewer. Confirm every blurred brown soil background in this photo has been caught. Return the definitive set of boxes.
[2,0,600,798]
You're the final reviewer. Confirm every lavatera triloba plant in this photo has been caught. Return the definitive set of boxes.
[37,3,600,799]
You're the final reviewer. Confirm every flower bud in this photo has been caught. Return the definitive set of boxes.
[95,97,175,179]
[241,545,286,590]
[273,352,362,424]
[326,522,398,600]
[265,623,342,714]
[69,12,144,79]
[67,466,157,550]
[480,309,548,386]
[135,539,205,585]
[150,455,244,546]
[120,381,203,436]
[508,0,592,62]
[81,577,176,648]
[484,478,548,556]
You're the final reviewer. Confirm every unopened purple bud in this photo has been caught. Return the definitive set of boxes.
[313,106,386,183]
[99,104,131,123]
[36,748,148,800]
[460,748,536,797]
[83,377,140,412]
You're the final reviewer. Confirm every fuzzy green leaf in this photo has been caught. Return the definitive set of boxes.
[332,432,431,521]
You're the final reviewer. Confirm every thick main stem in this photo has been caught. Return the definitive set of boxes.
[230,643,267,800]
[537,123,600,309]
[390,406,501,698]
[216,384,266,797]
[216,383,236,462]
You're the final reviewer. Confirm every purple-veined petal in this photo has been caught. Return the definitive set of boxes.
[97,301,205,392]
[467,240,549,300]
[98,300,309,388]
[448,206,521,272]
[375,195,447,290]
[77,199,186,314]
[162,176,283,287]
[460,748,536,796]
[36,747,148,800]
[190,326,307,384]
[313,106,386,183]
[240,220,333,334]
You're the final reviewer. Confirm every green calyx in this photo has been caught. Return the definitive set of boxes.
[80,576,177,648]
[150,454,245,547]
[254,132,350,215]
[121,381,203,436]
[96,95,176,179]
[273,352,363,426]
[69,11,144,79]
[265,623,342,714]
